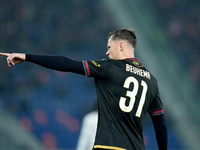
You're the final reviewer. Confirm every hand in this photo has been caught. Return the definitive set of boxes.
[0,53,26,67]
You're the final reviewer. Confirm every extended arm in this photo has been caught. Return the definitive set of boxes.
[0,53,85,75]
[151,114,168,150]
[26,54,85,74]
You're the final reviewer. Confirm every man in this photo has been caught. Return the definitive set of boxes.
[0,29,167,150]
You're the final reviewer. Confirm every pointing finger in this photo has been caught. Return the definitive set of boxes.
[0,53,10,57]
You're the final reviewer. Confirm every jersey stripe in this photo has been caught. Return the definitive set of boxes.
[94,145,126,150]
[127,58,140,62]
[82,61,90,77]
[150,109,164,116]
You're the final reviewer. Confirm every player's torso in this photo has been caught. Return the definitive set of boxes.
[94,59,156,150]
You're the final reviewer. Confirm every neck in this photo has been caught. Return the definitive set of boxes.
[121,52,134,59]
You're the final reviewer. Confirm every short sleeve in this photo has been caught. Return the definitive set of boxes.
[82,59,112,78]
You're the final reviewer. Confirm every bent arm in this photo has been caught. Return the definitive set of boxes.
[26,54,85,75]
[151,114,168,150]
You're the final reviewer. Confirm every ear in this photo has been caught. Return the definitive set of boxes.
[119,41,124,51]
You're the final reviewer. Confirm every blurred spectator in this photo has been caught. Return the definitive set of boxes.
[76,102,98,150]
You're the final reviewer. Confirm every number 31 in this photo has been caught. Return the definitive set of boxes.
[119,76,148,117]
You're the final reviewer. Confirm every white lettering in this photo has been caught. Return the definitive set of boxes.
[126,64,150,80]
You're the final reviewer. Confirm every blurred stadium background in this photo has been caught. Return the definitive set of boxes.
[0,0,200,150]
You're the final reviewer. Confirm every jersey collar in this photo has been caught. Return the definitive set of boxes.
[126,58,141,66]
[127,58,140,63]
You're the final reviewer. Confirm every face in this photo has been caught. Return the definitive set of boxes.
[106,37,121,60]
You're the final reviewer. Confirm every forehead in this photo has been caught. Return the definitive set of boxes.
[107,36,113,43]
[107,40,115,48]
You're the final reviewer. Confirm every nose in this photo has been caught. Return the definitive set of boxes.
[106,50,110,56]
